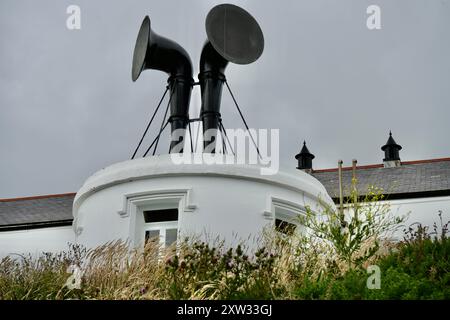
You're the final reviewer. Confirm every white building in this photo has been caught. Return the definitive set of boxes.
[1,133,449,257]
[297,133,450,239]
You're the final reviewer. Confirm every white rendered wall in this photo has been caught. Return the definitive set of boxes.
[73,155,334,250]
[389,196,450,239]
[0,226,75,258]
[343,196,450,240]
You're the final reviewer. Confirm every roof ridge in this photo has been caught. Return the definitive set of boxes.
[313,157,450,173]
[0,192,76,203]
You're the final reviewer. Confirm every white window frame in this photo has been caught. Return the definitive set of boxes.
[117,189,196,248]
[263,197,307,235]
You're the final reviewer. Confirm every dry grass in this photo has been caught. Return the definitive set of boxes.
[0,231,395,300]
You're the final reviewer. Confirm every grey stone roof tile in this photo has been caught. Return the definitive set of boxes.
[312,159,450,198]
[0,194,75,227]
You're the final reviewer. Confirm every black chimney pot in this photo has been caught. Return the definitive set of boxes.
[381,131,402,162]
[295,141,315,171]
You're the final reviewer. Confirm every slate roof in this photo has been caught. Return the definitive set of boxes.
[0,193,75,230]
[312,158,450,200]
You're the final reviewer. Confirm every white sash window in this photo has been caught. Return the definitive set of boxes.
[143,209,178,248]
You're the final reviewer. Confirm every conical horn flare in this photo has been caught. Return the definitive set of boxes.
[132,16,194,153]
[200,4,264,152]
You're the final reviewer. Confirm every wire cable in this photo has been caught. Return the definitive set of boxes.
[224,80,261,159]
[152,84,174,156]
[130,86,169,159]
[219,119,235,156]
[142,120,170,157]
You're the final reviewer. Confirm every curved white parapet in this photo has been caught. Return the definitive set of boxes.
[73,154,334,249]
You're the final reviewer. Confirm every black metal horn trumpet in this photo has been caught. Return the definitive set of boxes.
[132,16,194,153]
[200,4,264,153]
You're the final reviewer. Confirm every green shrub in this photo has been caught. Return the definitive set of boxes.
[321,213,450,300]
[371,213,450,299]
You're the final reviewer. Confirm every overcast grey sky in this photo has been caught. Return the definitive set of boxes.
[1,0,449,198]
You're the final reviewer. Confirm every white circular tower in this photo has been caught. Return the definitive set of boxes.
[73,154,333,249]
